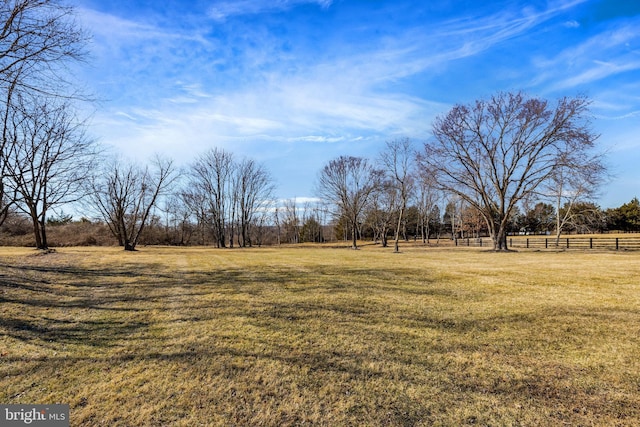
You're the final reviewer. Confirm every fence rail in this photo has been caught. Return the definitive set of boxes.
[452,236,640,250]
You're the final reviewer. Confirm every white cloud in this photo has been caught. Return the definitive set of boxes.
[554,59,640,90]
[78,8,206,43]
[208,0,333,21]
[85,0,589,171]
[288,136,346,143]
[331,1,589,85]
[78,0,639,203]
[279,196,323,204]
[533,23,640,91]
[595,110,640,121]
[564,20,580,28]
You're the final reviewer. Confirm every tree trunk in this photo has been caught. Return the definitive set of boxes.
[32,217,43,249]
[351,216,358,249]
[555,194,562,247]
[492,225,509,251]
[39,217,48,250]
[394,205,404,253]
[241,218,247,247]
[425,220,430,244]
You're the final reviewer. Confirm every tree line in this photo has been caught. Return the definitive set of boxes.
[4,129,634,251]
[317,92,607,251]
[1,0,631,252]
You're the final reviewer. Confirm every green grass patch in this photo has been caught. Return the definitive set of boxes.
[1,245,639,426]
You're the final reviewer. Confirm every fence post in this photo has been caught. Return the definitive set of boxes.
[545,238,548,249]
[526,238,529,249]
[616,238,619,250]
[479,238,482,247]
[567,238,570,249]
[467,238,470,246]
[509,238,512,248]
[590,238,593,249]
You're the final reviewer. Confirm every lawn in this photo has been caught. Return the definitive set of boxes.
[1,245,639,426]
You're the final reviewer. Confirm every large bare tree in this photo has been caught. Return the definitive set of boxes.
[1,0,88,226]
[0,0,87,95]
[421,92,599,251]
[91,156,175,251]
[316,155,381,249]
[4,95,94,249]
[0,83,16,224]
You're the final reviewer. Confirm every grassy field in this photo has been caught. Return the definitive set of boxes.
[1,244,639,426]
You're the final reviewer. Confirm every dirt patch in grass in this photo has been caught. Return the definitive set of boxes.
[1,245,639,426]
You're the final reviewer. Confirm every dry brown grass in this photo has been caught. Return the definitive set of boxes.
[1,244,639,426]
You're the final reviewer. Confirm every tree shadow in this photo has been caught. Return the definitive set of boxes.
[2,317,151,349]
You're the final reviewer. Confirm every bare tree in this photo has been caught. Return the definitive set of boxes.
[0,75,20,226]
[415,168,440,244]
[188,148,234,248]
[365,179,398,247]
[234,157,275,247]
[379,138,415,252]
[542,151,606,245]
[185,149,276,248]
[159,194,195,246]
[91,156,175,251]
[251,197,274,247]
[460,203,486,238]
[316,155,381,249]
[181,186,209,245]
[443,196,463,240]
[558,201,604,234]
[421,92,599,251]
[300,201,325,243]
[1,0,89,226]
[281,198,300,244]
[0,0,87,96]
[3,95,94,249]
[273,205,282,245]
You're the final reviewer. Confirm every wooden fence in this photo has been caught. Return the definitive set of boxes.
[453,236,640,251]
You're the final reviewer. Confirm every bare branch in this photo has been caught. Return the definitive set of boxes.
[420,91,601,251]
[316,155,381,249]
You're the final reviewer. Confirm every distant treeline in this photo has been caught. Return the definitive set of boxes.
[1,196,638,248]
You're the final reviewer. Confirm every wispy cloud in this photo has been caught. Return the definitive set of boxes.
[592,83,640,113]
[83,0,591,165]
[597,110,640,121]
[208,0,333,21]
[79,8,207,43]
[556,59,640,90]
[327,0,590,85]
[533,22,640,91]
[287,136,346,143]
[76,0,640,204]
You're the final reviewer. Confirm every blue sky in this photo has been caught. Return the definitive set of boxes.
[74,0,640,208]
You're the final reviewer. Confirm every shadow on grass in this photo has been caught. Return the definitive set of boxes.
[2,253,639,425]
[2,317,151,348]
